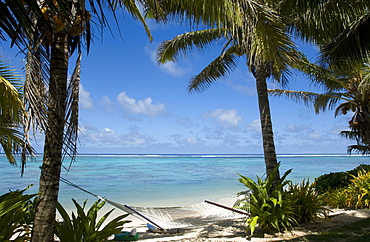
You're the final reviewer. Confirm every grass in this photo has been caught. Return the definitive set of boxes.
[280,217,370,241]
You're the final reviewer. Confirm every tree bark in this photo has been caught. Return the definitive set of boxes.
[254,65,280,182]
[31,31,69,242]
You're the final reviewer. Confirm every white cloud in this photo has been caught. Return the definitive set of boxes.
[119,125,157,145]
[285,124,309,133]
[99,95,115,113]
[79,84,93,110]
[245,119,261,132]
[202,109,242,129]
[160,61,189,76]
[117,92,167,117]
[79,123,157,146]
[176,117,198,128]
[144,44,189,76]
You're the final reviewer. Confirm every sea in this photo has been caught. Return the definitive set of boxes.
[1,154,370,210]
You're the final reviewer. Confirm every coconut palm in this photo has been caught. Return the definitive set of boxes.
[157,0,303,181]
[0,57,33,168]
[1,0,159,241]
[269,62,370,155]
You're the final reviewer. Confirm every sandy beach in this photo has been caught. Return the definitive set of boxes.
[89,194,370,242]
[112,208,370,242]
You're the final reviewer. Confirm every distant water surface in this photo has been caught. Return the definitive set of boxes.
[1,154,369,208]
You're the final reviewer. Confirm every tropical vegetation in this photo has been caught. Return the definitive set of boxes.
[238,165,297,235]
[237,164,328,236]
[270,63,370,155]
[0,186,36,242]
[270,1,370,154]
[157,0,307,184]
[0,58,33,170]
[0,0,159,240]
[0,189,128,242]
[55,199,130,242]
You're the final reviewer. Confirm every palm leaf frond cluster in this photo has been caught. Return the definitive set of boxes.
[0,58,33,167]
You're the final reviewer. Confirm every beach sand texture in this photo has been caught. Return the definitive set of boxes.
[117,209,370,241]
[99,194,370,242]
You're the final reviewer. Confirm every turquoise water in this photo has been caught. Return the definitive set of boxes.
[1,154,369,209]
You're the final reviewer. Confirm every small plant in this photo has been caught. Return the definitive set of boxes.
[238,164,298,236]
[287,179,329,223]
[55,199,131,242]
[0,186,36,242]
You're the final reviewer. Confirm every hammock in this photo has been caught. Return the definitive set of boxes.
[60,177,250,231]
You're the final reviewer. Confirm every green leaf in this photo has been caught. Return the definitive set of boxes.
[247,216,259,236]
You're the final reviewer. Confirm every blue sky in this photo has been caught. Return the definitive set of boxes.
[0,13,353,155]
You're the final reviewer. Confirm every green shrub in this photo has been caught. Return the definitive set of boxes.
[0,186,36,242]
[287,179,329,223]
[345,169,370,209]
[322,188,349,209]
[238,164,298,236]
[314,164,370,194]
[55,199,130,242]
[314,171,349,194]
[322,169,370,209]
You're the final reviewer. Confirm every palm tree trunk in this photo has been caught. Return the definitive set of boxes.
[32,31,69,242]
[254,65,280,182]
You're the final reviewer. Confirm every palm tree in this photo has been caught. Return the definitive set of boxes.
[0,57,33,168]
[270,63,370,155]
[157,0,303,182]
[1,0,159,241]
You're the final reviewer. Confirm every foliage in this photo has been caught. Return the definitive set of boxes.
[55,199,130,242]
[345,169,370,209]
[322,169,370,209]
[238,164,298,235]
[287,179,329,223]
[0,57,34,167]
[322,188,349,209]
[0,186,36,242]
[314,164,370,194]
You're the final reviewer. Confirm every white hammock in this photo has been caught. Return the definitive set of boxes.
[104,198,250,231]
[60,177,250,231]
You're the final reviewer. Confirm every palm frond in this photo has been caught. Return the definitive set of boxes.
[0,59,24,124]
[347,145,370,155]
[315,92,346,114]
[118,0,153,41]
[157,28,226,63]
[188,45,240,93]
[320,13,370,68]
[24,47,50,135]
[64,52,81,170]
[0,57,34,169]
[268,89,318,107]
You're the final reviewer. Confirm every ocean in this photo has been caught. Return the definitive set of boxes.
[1,154,369,209]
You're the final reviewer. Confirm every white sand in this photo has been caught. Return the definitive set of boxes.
[94,194,370,242]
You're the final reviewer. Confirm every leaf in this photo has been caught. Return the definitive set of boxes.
[247,216,259,236]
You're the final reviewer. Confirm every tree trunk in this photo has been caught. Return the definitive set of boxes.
[254,65,280,182]
[32,31,69,242]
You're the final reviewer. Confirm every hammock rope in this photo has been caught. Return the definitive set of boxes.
[59,176,250,231]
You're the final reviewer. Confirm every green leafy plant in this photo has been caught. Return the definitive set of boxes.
[287,179,329,223]
[55,199,130,242]
[0,186,36,242]
[345,169,370,209]
[322,188,349,209]
[314,164,370,194]
[238,164,298,236]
